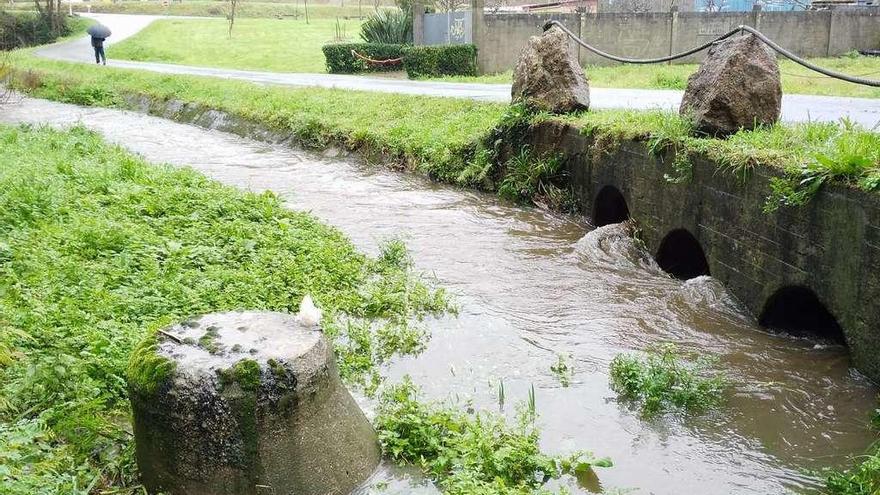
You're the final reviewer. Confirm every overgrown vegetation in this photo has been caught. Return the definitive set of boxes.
[402,44,477,78]
[0,11,85,50]
[360,8,411,44]
[376,377,612,494]
[0,124,450,493]
[609,344,726,416]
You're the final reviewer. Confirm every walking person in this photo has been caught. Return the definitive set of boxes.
[91,35,106,65]
[86,24,112,66]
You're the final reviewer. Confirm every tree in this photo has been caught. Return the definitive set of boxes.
[433,0,468,12]
[228,0,239,36]
[32,0,64,37]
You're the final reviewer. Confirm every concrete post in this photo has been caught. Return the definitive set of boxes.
[751,3,762,32]
[413,0,425,45]
[472,0,486,74]
[129,312,380,495]
[668,6,678,64]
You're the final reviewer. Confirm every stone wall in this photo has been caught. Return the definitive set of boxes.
[469,4,880,73]
[525,120,880,383]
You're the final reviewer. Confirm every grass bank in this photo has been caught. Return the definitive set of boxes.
[8,53,879,208]
[108,17,366,74]
[0,123,453,493]
[439,55,880,99]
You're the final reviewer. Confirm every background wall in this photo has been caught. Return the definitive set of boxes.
[467,4,879,73]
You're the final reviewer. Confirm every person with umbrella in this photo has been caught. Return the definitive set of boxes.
[87,24,112,65]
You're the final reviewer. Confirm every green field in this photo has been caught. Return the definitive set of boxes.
[108,17,363,73]
[4,0,393,19]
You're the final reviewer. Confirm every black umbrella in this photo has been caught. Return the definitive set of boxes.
[87,24,112,39]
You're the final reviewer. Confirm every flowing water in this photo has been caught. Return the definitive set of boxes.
[3,98,877,495]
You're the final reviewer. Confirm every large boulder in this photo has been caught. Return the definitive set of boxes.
[128,311,380,495]
[512,25,590,113]
[680,34,782,136]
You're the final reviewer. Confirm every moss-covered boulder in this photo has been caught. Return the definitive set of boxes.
[127,311,380,495]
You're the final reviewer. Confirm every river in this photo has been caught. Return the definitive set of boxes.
[2,97,876,495]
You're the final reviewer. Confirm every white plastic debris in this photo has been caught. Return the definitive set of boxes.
[296,294,322,327]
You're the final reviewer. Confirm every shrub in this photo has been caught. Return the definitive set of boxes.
[322,42,405,74]
[0,12,65,50]
[360,8,412,44]
[402,44,477,78]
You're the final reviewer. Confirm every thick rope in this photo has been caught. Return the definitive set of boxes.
[351,49,403,66]
[543,20,880,87]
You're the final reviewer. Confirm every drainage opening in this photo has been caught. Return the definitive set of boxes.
[759,286,846,345]
[655,229,710,280]
[593,185,630,227]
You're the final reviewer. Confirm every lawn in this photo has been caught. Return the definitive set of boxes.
[5,0,393,19]
[107,16,880,98]
[108,17,364,73]
[439,55,880,99]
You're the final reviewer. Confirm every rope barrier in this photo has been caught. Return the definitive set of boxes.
[542,20,880,87]
[351,49,403,67]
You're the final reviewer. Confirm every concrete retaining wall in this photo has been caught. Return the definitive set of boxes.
[471,4,880,73]
[525,120,880,383]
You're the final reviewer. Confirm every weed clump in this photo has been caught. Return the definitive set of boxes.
[375,377,612,493]
[609,344,726,416]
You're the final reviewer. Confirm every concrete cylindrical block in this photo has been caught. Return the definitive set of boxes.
[128,311,380,495]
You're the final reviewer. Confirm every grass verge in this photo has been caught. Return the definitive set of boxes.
[108,18,366,74]
[0,124,450,493]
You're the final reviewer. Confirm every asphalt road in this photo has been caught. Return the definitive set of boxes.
[35,13,880,128]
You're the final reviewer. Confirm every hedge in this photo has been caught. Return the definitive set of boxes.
[322,43,406,74]
[401,44,477,78]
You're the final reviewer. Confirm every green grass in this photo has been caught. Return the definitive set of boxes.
[376,377,612,494]
[609,344,727,416]
[108,17,366,74]
[5,1,393,19]
[437,55,880,99]
[7,51,880,206]
[0,124,450,493]
[9,53,507,182]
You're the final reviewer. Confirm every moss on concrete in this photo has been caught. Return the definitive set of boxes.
[126,325,177,398]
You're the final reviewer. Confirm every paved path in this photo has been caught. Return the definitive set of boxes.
[36,13,880,128]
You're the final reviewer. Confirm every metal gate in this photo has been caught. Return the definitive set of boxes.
[423,11,472,45]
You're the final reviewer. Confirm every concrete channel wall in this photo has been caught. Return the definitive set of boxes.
[469,4,880,73]
[525,120,880,383]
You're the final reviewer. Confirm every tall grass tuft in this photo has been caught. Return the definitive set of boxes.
[360,9,412,44]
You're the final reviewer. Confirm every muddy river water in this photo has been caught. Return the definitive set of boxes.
[2,98,877,494]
